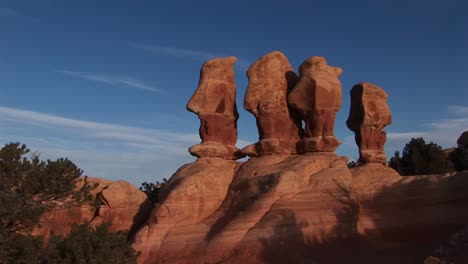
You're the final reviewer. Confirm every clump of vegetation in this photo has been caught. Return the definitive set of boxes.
[346,160,360,168]
[44,223,139,264]
[139,178,167,205]
[0,142,139,263]
[389,138,454,175]
[449,148,468,172]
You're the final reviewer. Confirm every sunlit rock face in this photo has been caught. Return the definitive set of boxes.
[347,82,392,164]
[242,51,303,157]
[32,177,151,240]
[288,56,343,153]
[187,56,244,160]
[131,54,468,264]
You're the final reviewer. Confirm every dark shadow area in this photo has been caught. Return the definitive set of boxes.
[206,172,280,241]
[126,165,189,242]
[256,172,468,264]
[258,209,310,264]
[128,197,153,242]
[363,172,468,263]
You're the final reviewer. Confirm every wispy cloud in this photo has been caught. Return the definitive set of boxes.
[387,131,426,140]
[0,106,252,183]
[385,105,468,152]
[0,106,195,147]
[448,105,468,115]
[55,70,160,92]
[134,44,219,61]
[133,43,251,68]
[0,7,33,21]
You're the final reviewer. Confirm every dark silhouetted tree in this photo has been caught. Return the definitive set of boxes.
[44,223,139,263]
[0,143,94,235]
[140,178,167,205]
[388,151,402,174]
[389,138,454,176]
[449,148,468,172]
[346,160,360,168]
[0,142,139,263]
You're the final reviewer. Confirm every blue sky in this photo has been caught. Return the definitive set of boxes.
[1,0,467,185]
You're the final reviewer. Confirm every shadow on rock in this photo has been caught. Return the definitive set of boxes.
[206,172,280,241]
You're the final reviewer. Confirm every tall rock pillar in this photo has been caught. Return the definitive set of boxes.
[346,82,392,163]
[187,56,244,160]
[288,56,343,153]
[242,51,303,157]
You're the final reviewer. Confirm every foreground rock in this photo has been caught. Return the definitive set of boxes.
[32,177,151,239]
[132,158,239,262]
[134,160,468,264]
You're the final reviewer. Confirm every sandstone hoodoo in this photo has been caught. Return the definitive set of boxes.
[242,51,303,157]
[346,82,392,163]
[187,56,244,160]
[131,53,468,264]
[288,56,343,153]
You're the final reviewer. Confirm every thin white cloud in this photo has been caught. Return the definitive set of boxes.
[55,70,160,92]
[0,106,252,183]
[426,118,468,129]
[0,7,25,19]
[0,7,34,22]
[133,43,251,68]
[134,43,218,61]
[448,105,468,115]
[0,106,196,146]
[0,106,250,150]
[385,106,468,151]
[387,131,426,140]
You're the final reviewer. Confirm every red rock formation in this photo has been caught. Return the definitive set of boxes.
[130,54,468,264]
[187,56,244,160]
[288,56,343,153]
[346,83,392,163]
[242,51,303,157]
[132,158,239,263]
[133,156,468,264]
[32,177,151,240]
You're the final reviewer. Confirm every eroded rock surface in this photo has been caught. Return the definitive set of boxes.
[32,177,151,240]
[243,51,303,156]
[347,83,392,163]
[187,56,243,160]
[132,158,239,263]
[288,56,343,153]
